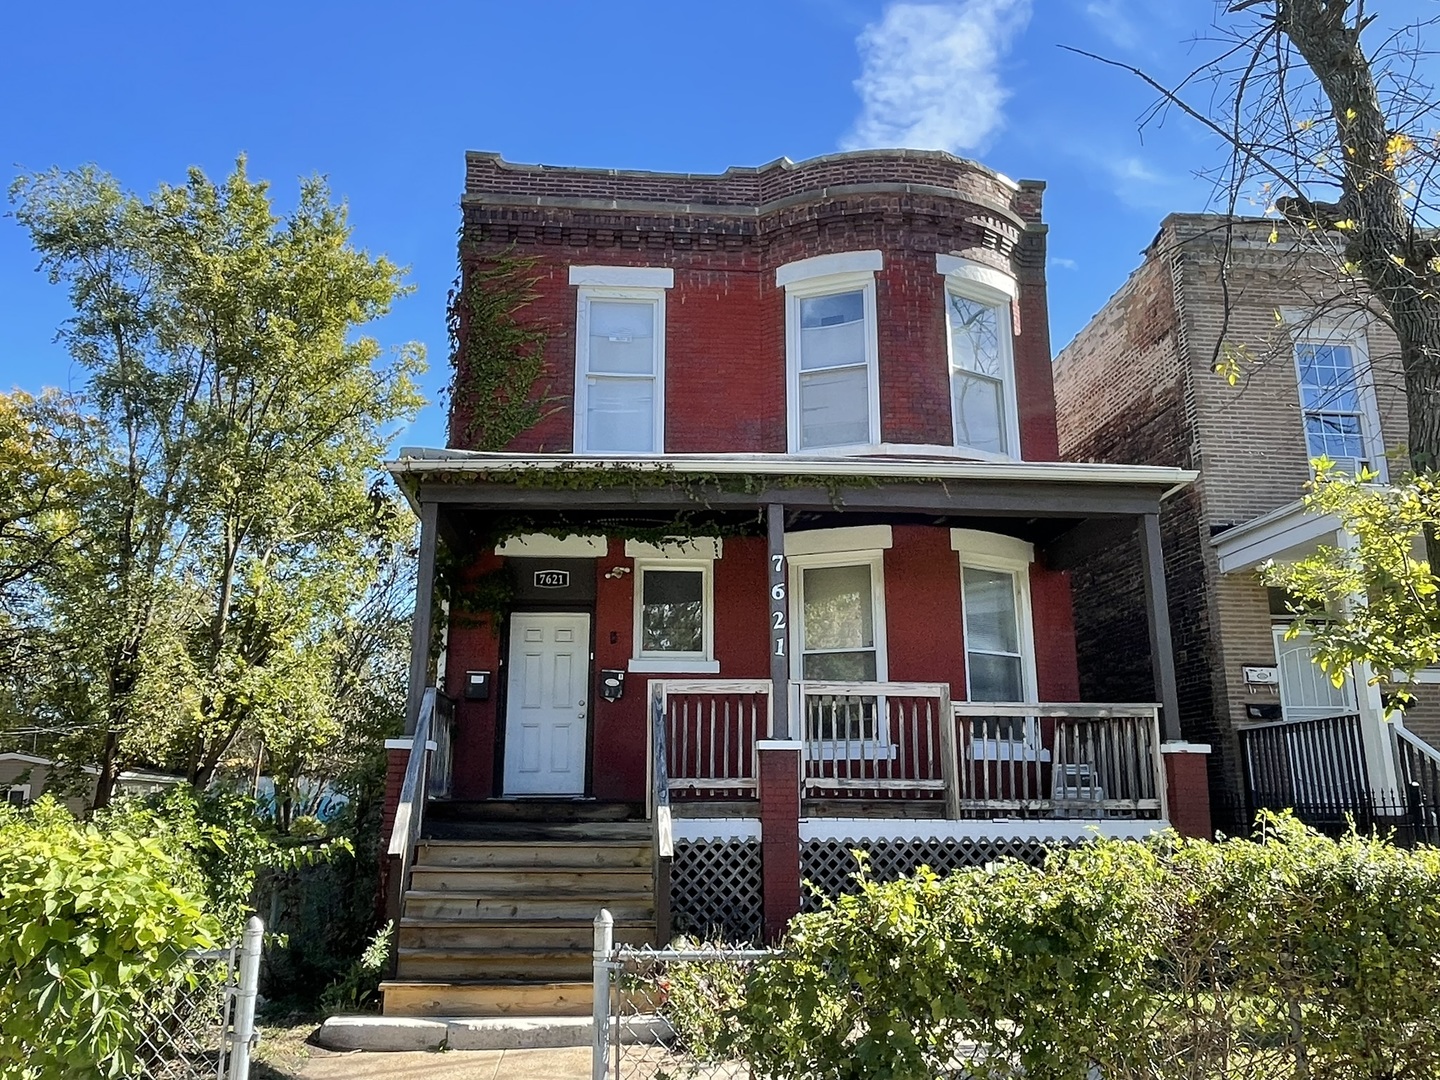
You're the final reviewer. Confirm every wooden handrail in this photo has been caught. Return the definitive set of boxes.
[385,687,436,933]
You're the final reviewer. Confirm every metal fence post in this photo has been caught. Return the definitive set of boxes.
[593,909,614,1080]
[228,917,264,1080]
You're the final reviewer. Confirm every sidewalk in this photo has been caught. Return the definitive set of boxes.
[298,1047,591,1079]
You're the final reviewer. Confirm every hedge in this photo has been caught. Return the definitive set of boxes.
[722,814,1440,1080]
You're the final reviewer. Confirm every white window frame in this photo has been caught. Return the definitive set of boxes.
[953,529,1040,760]
[1285,314,1386,481]
[780,251,884,454]
[627,539,720,674]
[937,255,1021,460]
[572,277,670,455]
[4,784,30,808]
[788,548,891,757]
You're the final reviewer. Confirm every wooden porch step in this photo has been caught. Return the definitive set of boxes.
[416,839,652,869]
[408,866,653,894]
[425,799,644,825]
[398,917,654,951]
[422,819,653,843]
[380,979,592,1018]
[396,946,595,981]
[403,891,655,922]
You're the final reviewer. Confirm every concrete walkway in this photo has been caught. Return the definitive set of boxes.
[299,1046,591,1079]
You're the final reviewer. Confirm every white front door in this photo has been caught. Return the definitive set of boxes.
[1274,629,1358,722]
[504,613,591,795]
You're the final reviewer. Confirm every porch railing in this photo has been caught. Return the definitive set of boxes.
[428,691,455,799]
[650,680,772,799]
[1393,722,1440,843]
[650,679,1164,820]
[385,686,436,927]
[953,703,1164,819]
[800,681,955,801]
[1239,712,1369,812]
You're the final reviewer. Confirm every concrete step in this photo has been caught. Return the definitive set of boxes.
[408,866,654,894]
[398,917,654,952]
[403,891,655,922]
[396,947,595,981]
[416,839,652,870]
[380,979,594,1018]
[318,1013,672,1051]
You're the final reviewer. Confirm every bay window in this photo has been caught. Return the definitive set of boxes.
[937,255,1020,458]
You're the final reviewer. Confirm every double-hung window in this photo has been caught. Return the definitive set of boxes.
[626,539,720,674]
[779,251,883,452]
[953,530,1037,757]
[571,266,674,454]
[938,255,1020,457]
[1292,329,1384,478]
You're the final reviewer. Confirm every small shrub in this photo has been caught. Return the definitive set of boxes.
[0,797,222,1080]
[319,922,393,1015]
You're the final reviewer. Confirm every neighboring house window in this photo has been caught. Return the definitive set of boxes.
[4,785,30,808]
[953,529,1038,753]
[1289,320,1385,479]
[779,251,883,452]
[938,255,1020,457]
[626,538,720,674]
[570,266,674,454]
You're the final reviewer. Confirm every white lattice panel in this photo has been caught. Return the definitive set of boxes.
[671,839,764,943]
[800,836,1073,911]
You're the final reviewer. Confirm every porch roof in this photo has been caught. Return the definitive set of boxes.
[1210,498,1343,574]
[387,448,1195,518]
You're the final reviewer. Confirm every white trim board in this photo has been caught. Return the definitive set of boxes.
[784,525,893,557]
[935,254,1018,301]
[1211,499,1342,574]
[497,533,607,558]
[672,817,762,843]
[569,265,675,289]
[798,818,1167,843]
[775,250,884,288]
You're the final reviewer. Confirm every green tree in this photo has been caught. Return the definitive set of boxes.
[8,159,423,807]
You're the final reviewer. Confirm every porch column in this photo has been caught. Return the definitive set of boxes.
[1162,741,1213,838]
[404,500,440,735]
[760,504,802,939]
[1139,513,1182,742]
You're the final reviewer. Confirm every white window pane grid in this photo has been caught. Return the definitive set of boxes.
[1304,414,1368,462]
[949,291,1010,454]
[948,294,1003,377]
[1297,343,1360,412]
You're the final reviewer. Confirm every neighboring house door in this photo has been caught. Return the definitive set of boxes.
[1274,629,1358,722]
[503,612,591,796]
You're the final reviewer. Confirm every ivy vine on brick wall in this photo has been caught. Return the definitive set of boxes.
[447,250,559,449]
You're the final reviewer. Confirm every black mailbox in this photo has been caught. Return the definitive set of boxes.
[600,669,625,702]
[465,670,492,701]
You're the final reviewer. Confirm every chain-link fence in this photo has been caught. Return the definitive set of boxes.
[131,917,263,1080]
[593,912,777,1080]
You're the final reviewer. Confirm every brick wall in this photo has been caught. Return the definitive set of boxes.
[451,149,1060,460]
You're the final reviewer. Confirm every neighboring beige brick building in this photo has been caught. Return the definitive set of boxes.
[1054,213,1434,814]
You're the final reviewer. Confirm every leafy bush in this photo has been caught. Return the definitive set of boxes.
[319,921,393,1015]
[730,815,1440,1080]
[0,797,222,1079]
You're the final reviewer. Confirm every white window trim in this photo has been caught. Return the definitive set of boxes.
[497,533,607,558]
[630,557,718,675]
[956,541,1042,759]
[938,256,1021,459]
[4,784,30,807]
[781,254,883,455]
[625,537,723,560]
[788,549,891,757]
[570,265,675,289]
[1285,316,1387,481]
[784,525,893,558]
[574,284,667,455]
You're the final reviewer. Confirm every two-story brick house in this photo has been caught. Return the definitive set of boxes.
[378,150,1201,1019]
[1054,213,1440,831]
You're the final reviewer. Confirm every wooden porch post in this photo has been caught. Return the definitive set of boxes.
[404,501,440,735]
[1139,512,1182,742]
[767,503,791,740]
[760,503,802,939]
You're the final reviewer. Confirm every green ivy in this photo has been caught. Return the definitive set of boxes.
[447,250,560,450]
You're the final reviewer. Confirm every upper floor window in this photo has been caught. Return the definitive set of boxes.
[779,251,883,453]
[1292,328,1385,478]
[570,266,674,454]
[937,255,1020,458]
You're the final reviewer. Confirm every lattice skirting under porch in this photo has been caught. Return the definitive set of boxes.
[801,836,1076,911]
[670,838,765,943]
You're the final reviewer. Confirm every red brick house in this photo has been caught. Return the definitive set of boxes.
[378,150,1202,1018]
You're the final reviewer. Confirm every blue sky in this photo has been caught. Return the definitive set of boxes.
[0,0,1419,447]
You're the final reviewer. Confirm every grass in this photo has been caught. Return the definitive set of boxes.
[250,1017,325,1080]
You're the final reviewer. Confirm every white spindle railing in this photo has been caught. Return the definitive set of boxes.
[650,680,772,799]
[799,681,954,801]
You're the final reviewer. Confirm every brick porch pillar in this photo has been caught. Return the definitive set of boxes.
[757,740,803,942]
[1162,741,1213,839]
